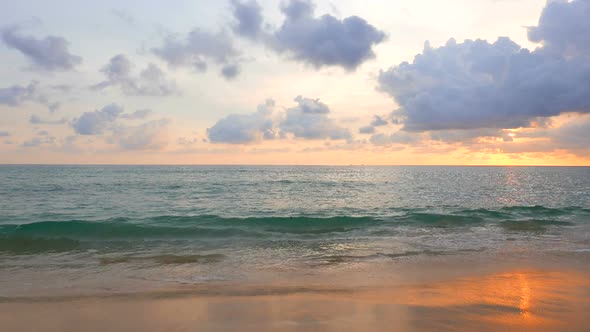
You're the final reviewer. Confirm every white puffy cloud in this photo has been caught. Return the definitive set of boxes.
[21,136,56,148]
[207,96,350,143]
[30,114,67,125]
[114,119,170,150]
[120,109,152,120]
[359,115,389,134]
[1,26,81,71]
[208,99,278,144]
[528,0,590,57]
[0,81,59,112]
[230,0,264,40]
[0,81,39,106]
[231,0,385,70]
[370,131,423,146]
[378,0,590,137]
[71,103,124,135]
[70,103,169,150]
[152,28,240,78]
[92,54,179,96]
[280,96,351,139]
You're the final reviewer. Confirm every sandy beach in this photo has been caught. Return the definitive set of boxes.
[2,254,589,332]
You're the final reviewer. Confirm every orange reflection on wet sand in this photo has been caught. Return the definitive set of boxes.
[518,273,531,319]
[0,269,588,332]
[354,269,589,330]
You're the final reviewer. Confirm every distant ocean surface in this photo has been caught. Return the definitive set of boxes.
[1,165,589,294]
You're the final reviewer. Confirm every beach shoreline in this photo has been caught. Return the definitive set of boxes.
[2,253,589,331]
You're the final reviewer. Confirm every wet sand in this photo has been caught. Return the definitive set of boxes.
[1,257,590,331]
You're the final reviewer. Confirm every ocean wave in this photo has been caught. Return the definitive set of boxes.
[397,213,485,227]
[0,206,586,254]
[0,236,81,254]
[99,254,225,265]
[500,219,575,232]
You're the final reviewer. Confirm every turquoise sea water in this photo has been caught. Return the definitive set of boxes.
[1,166,589,293]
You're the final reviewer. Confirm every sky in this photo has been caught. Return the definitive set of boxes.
[0,0,588,165]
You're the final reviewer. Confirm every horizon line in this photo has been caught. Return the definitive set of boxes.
[0,163,588,167]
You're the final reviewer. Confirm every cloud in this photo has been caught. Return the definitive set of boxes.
[552,117,590,153]
[208,96,350,143]
[1,26,81,71]
[527,0,590,57]
[208,99,277,144]
[21,136,56,148]
[92,54,179,96]
[220,64,240,80]
[0,81,39,106]
[230,0,264,40]
[0,81,59,112]
[71,103,124,135]
[378,0,590,136]
[429,128,513,144]
[359,115,389,134]
[30,114,67,125]
[114,119,170,150]
[359,126,376,134]
[69,103,170,150]
[370,131,422,146]
[231,0,385,70]
[119,109,152,120]
[378,35,590,132]
[280,96,351,139]
[371,115,388,127]
[152,28,240,77]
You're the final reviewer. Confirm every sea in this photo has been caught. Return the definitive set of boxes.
[1,165,589,295]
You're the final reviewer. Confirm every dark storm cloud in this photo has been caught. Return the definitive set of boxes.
[152,28,240,78]
[208,99,277,144]
[207,96,350,144]
[230,0,385,70]
[92,54,179,96]
[1,26,81,71]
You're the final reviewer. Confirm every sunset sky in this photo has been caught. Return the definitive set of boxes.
[0,0,589,165]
